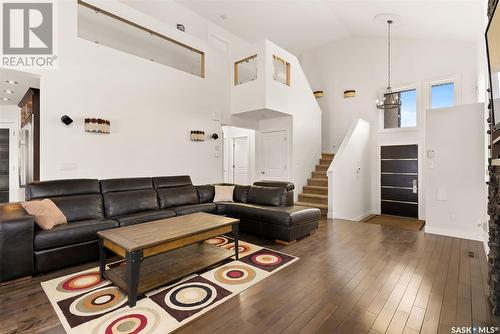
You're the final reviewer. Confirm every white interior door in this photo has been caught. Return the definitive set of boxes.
[260,130,287,181]
[233,136,250,184]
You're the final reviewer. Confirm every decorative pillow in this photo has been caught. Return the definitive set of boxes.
[213,185,235,202]
[21,199,67,230]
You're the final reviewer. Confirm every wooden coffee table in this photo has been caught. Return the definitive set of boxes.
[97,212,239,307]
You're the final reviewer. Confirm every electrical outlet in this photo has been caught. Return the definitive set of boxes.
[59,162,78,171]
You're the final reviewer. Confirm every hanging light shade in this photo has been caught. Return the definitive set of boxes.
[376,20,401,110]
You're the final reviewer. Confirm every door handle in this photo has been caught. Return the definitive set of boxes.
[261,171,265,174]
[412,179,417,194]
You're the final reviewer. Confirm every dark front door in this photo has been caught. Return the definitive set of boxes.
[0,129,9,203]
[381,145,418,218]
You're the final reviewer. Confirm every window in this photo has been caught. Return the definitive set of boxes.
[234,55,257,85]
[383,89,417,129]
[431,82,455,108]
[273,55,290,86]
[77,1,205,77]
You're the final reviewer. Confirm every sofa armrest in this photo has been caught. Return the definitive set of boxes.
[0,202,35,282]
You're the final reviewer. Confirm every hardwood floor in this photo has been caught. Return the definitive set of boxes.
[0,219,496,333]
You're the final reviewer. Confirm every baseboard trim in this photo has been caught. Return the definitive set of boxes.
[424,226,482,242]
[354,210,375,222]
[327,210,374,221]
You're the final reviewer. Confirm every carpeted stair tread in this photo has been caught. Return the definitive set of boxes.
[295,201,328,209]
[299,193,328,200]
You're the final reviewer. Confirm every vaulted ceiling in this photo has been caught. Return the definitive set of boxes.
[174,0,485,54]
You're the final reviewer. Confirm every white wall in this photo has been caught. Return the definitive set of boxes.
[264,41,322,197]
[229,40,322,197]
[302,37,480,220]
[121,0,250,56]
[328,119,371,220]
[301,37,479,152]
[425,103,487,241]
[17,0,253,185]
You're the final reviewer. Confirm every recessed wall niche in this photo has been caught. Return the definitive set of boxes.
[77,0,205,77]
[234,55,257,85]
[273,55,290,86]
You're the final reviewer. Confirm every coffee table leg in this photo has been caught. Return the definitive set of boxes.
[99,239,106,280]
[126,250,143,307]
[233,223,239,260]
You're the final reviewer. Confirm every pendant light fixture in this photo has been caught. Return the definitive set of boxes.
[376,19,401,110]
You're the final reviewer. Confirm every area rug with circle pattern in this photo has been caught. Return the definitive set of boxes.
[41,238,298,334]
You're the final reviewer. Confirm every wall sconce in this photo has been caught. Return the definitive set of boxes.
[344,90,356,98]
[313,90,324,98]
[190,130,205,141]
[61,115,73,125]
[85,118,110,133]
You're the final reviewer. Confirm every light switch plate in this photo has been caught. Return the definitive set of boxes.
[437,187,447,201]
[212,112,221,121]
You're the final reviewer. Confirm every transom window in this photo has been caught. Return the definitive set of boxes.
[383,89,417,129]
[431,82,455,109]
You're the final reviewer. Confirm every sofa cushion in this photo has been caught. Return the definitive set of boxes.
[103,189,159,217]
[100,178,159,217]
[253,181,295,191]
[224,203,263,220]
[153,175,192,189]
[247,186,286,207]
[26,179,100,200]
[216,184,250,203]
[21,199,67,230]
[253,181,294,205]
[174,203,217,216]
[100,177,153,193]
[196,185,215,203]
[213,185,234,202]
[34,219,118,251]
[157,185,199,209]
[234,185,251,203]
[114,209,176,227]
[224,203,320,227]
[258,206,320,227]
[50,194,104,222]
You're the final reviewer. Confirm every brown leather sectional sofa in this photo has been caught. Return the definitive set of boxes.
[0,175,320,282]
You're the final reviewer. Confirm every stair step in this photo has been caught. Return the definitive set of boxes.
[298,193,328,205]
[322,153,334,159]
[320,159,333,165]
[316,164,328,172]
[303,185,328,195]
[308,178,328,187]
[312,171,327,179]
[295,201,328,216]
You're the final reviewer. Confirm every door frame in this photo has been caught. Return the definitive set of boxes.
[377,140,424,220]
[0,120,20,202]
[258,129,290,181]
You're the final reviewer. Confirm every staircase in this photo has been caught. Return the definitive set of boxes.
[295,153,334,217]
